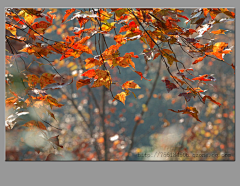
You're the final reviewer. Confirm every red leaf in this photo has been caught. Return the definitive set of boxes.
[62,8,76,23]
[179,68,194,73]
[162,79,178,92]
[202,95,221,107]
[81,69,96,78]
[192,55,206,64]
[177,14,189,20]
[169,107,201,122]
[192,74,211,81]
[135,71,151,81]
[76,79,91,90]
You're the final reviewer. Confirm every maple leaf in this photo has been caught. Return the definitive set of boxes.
[178,92,193,102]
[122,80,141,89]
[171,76,186,86]
[23,120,47,131]
[113,92,127,105]
[91,70,112,89]
[206,42,231,60]
[45,11,56,24]
[114,34,127,44]
[179,68,194,73]
[28,21,51,40]
[192,74,212,81]
[46,96,64,109]
[211,29,228,35]
[135,71,151,81]
[76,79,91,90]
[85,58,102,69]
[18,9,38,25]
[169,107,201,122]
[161,49,178,66]
[25,74,39,88]
[81,69,97,78]
[62,8,76,23]
[162,79,178,92]
[202,95,221,107]
[192,55,206,64]
[39,73,56,89]
[43,78,73,90]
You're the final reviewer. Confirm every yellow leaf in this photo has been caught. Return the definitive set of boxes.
[122,80,141,89]
[113,92,127,105]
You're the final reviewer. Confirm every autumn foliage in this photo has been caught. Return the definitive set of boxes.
[5,8,235,161]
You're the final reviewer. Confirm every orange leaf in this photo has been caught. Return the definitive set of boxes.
[192,55,206,64]
[81,69,96,78]
[28,21,51,39]
[26,74,39,88]
[122,80,141,89]
[113,92,127,105]
[39,73,56,89]
[62,8,76,23]
[76,79,91,90]
[202,95,221,107]
[171,76,186,86]
[169,107,201,122]
[46,96,64,108]
[5,97,18,109]
[85,58,102,69]
[23,120,47,130]
[135,71,151,81]
[91,70,112,89]
[192,74,211,81]
[211,29,228,35]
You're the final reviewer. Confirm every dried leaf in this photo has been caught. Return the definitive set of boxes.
[76,79,91,90]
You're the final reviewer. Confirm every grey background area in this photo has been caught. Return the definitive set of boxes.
[1,1,239,186]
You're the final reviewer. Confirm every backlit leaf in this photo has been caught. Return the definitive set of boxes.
[135,71,151,81]
[62,8,76,23]
[122,80,141,89]
[113,92,127,105]
[211,29,228,35]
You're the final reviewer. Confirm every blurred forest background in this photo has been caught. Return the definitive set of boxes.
[5,8,235,161]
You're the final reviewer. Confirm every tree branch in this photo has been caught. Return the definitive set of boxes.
[125,57,162,160]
